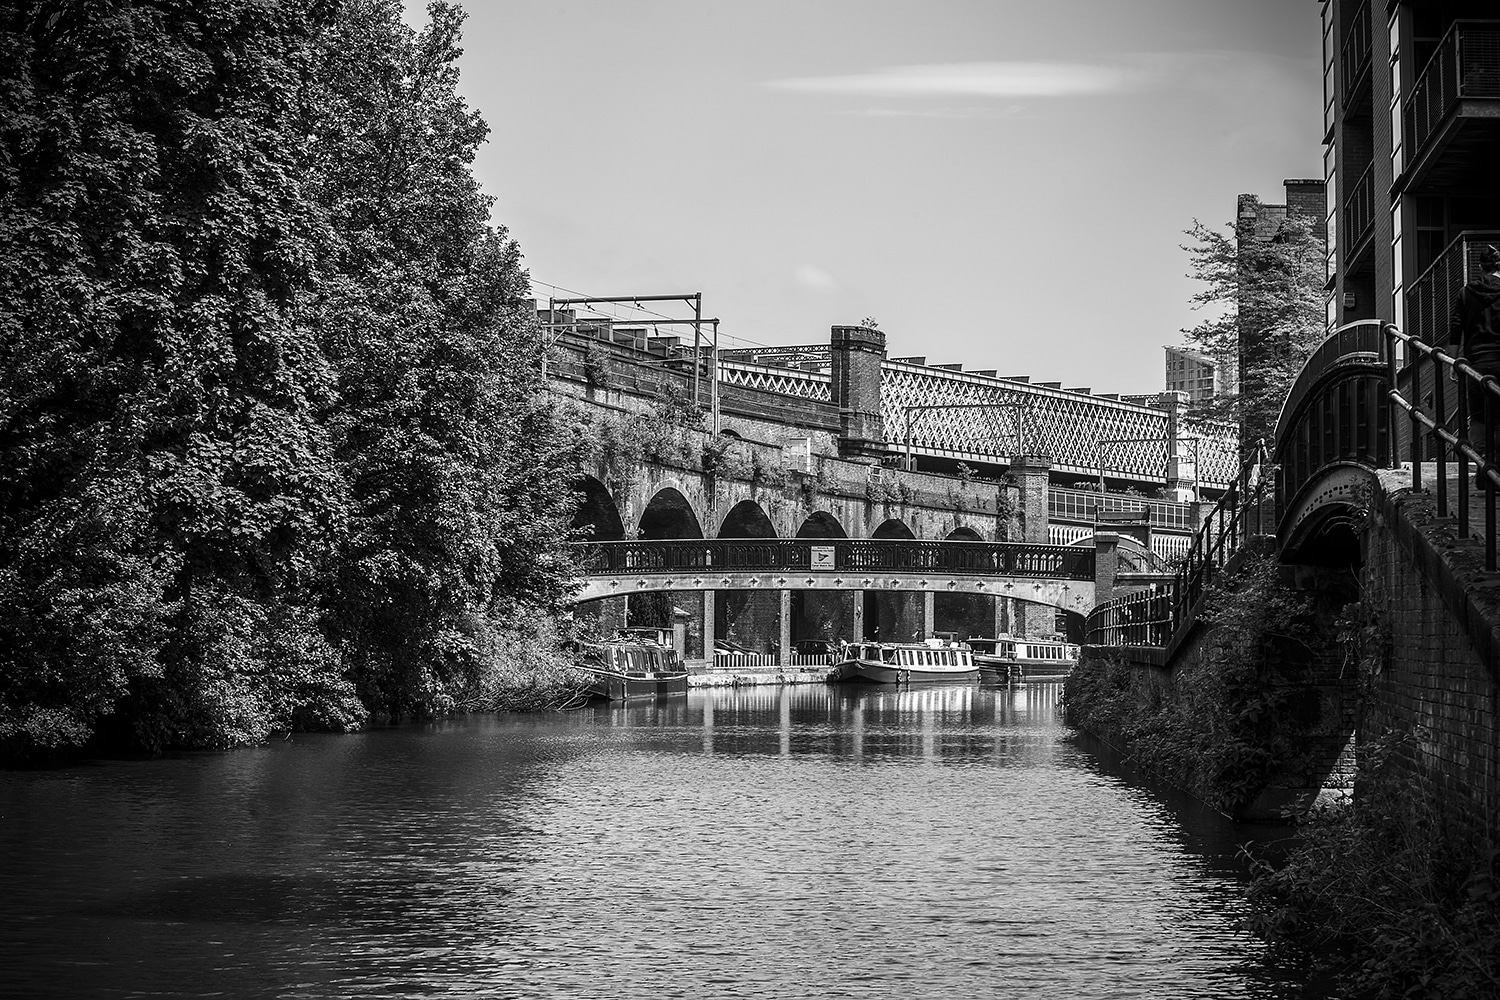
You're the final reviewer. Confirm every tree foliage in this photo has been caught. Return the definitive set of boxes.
[1181,209,1326,443]
[0,0,576,756]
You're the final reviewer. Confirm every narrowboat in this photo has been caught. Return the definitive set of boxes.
[964,636,1019,684]
[576,629,690,701]
[827,637,980,685]
[1011,638,1081,680]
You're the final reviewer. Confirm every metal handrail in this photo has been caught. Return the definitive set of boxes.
[1168,440,1275,639]
[1385,323,1500,570]
[1083,588,1173,647]
[573,538,1097,580]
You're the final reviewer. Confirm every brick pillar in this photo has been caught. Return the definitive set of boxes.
[779,589,793,664]
[1162,390,1197,502]
[1094,530,1121,609]
[702,590,716,662]
[830,325,886,462]
[1009,455,1052,543]
[923,590,935,637]
[994,596,1008,638]
[853,590,865,641]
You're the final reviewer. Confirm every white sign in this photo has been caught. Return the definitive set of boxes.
[811,545,835,570]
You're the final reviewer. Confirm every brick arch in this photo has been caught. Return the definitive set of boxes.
[946,525,984,542]
[569,474,625,543]
[872,517,916,540]
[795,510,848,539]
[637,486,704,540]
[631,475,709,539]
[720,498,778,539]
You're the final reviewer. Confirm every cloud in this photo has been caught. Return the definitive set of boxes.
[844,105,1026,120]
[795,265,837,290]
[766,61,1140,99]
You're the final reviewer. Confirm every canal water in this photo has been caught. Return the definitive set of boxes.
[0,684,1324,999]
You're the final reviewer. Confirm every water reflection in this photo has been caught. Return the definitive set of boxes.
[0,683,1321,999]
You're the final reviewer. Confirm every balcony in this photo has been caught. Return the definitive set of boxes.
[1404,230,1500,347]
[1342,161,1375,270]
[1340,0,1372,109]
[1401,21,1500,191]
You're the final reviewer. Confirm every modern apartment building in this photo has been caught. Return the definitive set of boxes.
[1164,345,1220,404]
[1322,0,1500,343]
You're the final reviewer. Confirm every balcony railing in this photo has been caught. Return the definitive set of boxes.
[1404,21,1500,163]
[1342,161,1374,259]
[1340,0,1372,106]
[1405,230,1500,347]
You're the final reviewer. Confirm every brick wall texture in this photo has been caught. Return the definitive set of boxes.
[1362,486,1500,831]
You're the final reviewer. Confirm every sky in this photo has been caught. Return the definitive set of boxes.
[402,0,1323,395]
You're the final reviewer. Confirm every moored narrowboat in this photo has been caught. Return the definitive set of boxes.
[827,637,979,685]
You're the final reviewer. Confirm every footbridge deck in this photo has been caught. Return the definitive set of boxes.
[573,539,1095,612]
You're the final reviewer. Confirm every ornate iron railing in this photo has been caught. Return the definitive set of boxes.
[1386,324,1500,570]
[878,361,1241,487]
[575,538,1095,581]
[1404,21,1500,164]
[1084,588,1173,648]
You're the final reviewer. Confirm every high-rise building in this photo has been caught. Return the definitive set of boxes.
[1164,345,1220,404]
[1321,1,1500,342]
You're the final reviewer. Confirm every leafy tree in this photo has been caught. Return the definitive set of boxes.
[1180,209,1326,444]
[307,1,575,721]
[0,0,361,753]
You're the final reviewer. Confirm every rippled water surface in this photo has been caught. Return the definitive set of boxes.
[0,684,1321,999]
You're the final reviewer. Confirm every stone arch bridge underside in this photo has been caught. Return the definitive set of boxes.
[573,538,1096,615]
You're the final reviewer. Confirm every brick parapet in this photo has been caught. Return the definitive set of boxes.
[1364,472,1500,829]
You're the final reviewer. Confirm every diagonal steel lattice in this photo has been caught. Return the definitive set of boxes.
[717,355,1239,486]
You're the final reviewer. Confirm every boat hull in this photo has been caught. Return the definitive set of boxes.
[974,655,1017,684]
[828,658,979,685]
[585,670,689,701]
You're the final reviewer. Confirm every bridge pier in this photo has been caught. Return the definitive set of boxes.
[923,591,935,638]
[853,590,865,643]
[779,589,792,663]
[702,591,715,660]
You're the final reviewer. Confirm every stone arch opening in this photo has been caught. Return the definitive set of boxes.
[720,499,777,539]
[872,518,916,540]
[936,526,993,639]
[793,512,851,652]
[627,487,703,644]
[569,475,625,543]
[866,519,920,641]
[717,499,779,655]
[795,511,847,539]
[639,487,703,540]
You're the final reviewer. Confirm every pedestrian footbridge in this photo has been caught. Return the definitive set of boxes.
[573,538,1096,614]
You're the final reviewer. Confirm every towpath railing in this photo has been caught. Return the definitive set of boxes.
[1083,588,1173,647]
[1386,323,1500,569]
[575,538,1095,580]
[1169,441,1275,635]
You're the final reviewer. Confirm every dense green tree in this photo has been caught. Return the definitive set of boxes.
[307,1,574,720]
[0,0,363,753]
[0,0,577,755]
[1180,211,1326,444]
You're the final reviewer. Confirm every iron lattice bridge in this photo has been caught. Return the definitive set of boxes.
[570,539,1096,613]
